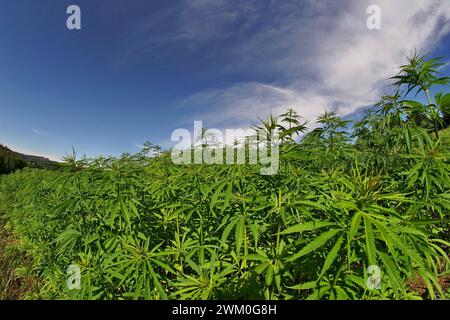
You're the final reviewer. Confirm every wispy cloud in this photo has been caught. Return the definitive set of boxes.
[129,0,450,128]
[185,83,330,128]
[32,128,49,136]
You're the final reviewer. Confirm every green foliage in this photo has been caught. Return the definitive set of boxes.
[0,53,449,300]
[391,51,450,104]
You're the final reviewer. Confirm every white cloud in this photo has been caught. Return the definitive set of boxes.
[180,0,450,127]
[32,128,49,136]
[186,83,329,128]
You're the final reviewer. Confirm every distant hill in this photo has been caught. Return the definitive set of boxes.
[17,152,59,168]
[0,144,59,174]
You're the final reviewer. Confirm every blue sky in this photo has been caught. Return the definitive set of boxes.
[1,0,450,160]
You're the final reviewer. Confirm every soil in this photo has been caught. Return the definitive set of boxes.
[406,259,450,298]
